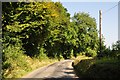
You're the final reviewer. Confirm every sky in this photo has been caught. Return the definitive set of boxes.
[54,1,119,48]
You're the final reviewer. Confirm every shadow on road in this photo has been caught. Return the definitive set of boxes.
[63,67,76,75]
[64,72,75,75]
[64,68,73,70]
[5,78,80,80]
[44,77,80,80]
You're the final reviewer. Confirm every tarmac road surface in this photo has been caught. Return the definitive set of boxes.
[21,60,79,80]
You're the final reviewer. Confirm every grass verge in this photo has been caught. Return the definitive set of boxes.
[73,55,120,80]
[2,53,59,78]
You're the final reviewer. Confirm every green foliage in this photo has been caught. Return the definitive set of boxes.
[2,2,100,78]
[85,47,97,57]
[2,2,99,58]
[37,47,48,60]
[2,43,27,78]
[73,57,120,79]
[97,40,120,58]
[112,40,120,51]
[71,12,99,56]
[111,40,120,58]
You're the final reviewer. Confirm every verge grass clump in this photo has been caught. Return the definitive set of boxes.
[73,55,120,79]
[2,44,59,78]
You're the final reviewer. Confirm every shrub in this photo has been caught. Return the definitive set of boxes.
[73,57,120,79]
[2,43,27,78]
[85,47,97,57]
[36,47,48,60]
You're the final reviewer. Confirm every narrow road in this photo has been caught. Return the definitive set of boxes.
[21,60,79,80]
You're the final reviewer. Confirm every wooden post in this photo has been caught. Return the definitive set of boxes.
[99,10,102,54]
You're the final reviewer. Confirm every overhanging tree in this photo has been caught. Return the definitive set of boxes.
[71,12,99,57]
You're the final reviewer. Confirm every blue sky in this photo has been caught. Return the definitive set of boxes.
[58,1,119,48]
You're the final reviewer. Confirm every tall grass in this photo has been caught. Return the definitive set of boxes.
[73,55,120,79]
[2,44,59,78]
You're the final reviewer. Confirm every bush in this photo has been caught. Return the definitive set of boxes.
[85,47,97,57]
[73,57,120,79]
[36,47,48,60]
[2,43,27,78]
